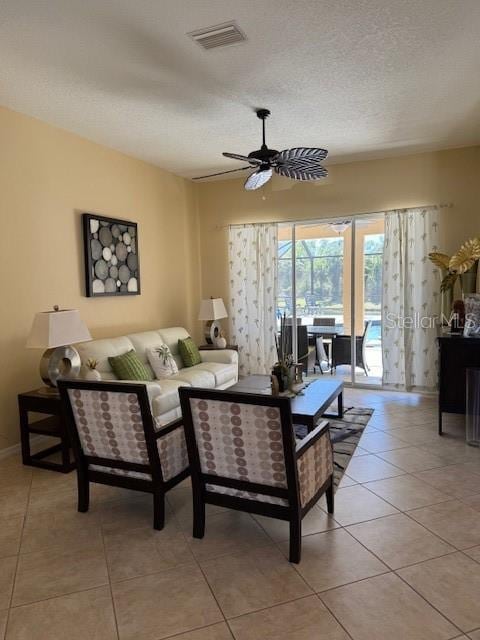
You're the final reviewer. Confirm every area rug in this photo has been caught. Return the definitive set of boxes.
[295,407,374,491]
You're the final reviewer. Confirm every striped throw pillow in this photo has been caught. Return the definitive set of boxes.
[108,350,153,381]
[178,337,202,367]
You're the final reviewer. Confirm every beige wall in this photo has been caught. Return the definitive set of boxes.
[197,146,480,326]
[0,106,201,451]
[2,103,479,454]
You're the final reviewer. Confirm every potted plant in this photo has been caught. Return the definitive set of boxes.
[84,358,101,381]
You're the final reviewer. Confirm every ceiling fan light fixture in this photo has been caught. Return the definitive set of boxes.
[244,167,272,191]
[329,221,351,234]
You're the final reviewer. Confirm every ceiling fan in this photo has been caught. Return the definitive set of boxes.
[193,109,328,190]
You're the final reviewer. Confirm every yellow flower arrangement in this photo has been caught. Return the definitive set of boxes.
[429,237,480,292]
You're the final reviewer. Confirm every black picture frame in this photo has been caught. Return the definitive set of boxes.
[82,213,141,297]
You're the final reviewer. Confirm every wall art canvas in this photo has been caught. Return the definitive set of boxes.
[82,213,140,297]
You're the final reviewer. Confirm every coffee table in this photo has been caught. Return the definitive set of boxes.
[229,375,343,432]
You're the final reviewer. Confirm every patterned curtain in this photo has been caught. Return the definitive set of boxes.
[382,207,440,391]
[228,223,278,375]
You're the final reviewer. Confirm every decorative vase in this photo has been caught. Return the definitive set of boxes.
[287,365,296,390]
[441,286,453,325]
[272,365,288,393]
[461,262,479,296]
[84,368,101,381]
[214,337,227,349]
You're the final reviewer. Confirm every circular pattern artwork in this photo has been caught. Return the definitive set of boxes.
[83,214,140,297]
[94,259,108,280]
[115,242,128,262]
[118,264,130,284]
[91,239,102,261]
[99,226,113,247]
[127,253,138,271]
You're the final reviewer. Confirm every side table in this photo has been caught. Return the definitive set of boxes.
[18,388,75,473]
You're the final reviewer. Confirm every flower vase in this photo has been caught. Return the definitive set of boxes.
[84,368,101,381]
[441,288,453,324]
[461,262,479,296]
[287,365,296,390]
[272,365,288,393]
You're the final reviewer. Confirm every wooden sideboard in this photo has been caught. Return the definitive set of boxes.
[438,335,480,435]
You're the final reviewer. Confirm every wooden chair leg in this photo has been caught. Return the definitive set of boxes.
[289,515,302,563]
[77,471,89,513]
[326,476,334,514]
[193,489,205,539]
[153,490,165,530]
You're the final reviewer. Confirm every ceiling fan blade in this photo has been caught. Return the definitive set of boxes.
[223,152,263,165]
[192,166,252,180]
[276,147,328,164]
[244,167,273,191]
[275,164,328,181]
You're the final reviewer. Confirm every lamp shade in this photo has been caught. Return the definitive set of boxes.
[26,309,91,349]
[198,298,228,321]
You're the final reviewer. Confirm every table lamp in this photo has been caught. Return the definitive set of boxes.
[198,298,228,345]
[26,306,92,388]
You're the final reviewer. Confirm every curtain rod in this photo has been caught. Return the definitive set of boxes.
[220,202,453,230]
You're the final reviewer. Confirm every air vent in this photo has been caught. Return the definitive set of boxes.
[188,21,246,50]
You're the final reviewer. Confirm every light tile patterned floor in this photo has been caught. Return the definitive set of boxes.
[1,387,480,639]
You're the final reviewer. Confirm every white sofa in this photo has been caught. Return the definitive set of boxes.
[76,327,238,426]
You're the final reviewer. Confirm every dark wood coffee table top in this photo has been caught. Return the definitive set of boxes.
[229,375,344,430]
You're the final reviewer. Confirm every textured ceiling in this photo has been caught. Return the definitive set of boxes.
[1,0,480,179]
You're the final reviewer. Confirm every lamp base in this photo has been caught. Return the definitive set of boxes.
[39,345,81,387]
[204,320,221,345]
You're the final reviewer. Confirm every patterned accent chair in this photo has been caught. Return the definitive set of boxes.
[179,387,334,563]
[58,380,189,530]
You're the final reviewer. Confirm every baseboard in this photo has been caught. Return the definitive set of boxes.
[0,435,53,461]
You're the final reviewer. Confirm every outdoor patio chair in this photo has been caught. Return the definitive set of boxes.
[178,387,334,563]
[313,317,336,326]
[312,318,336,365]
[313,336,330,374]
[304,293,319,315]
[58,380,189,530]
[331,320,372,376]
[285,325,314,373]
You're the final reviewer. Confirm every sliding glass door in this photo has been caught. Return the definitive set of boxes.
[277,214,385,387]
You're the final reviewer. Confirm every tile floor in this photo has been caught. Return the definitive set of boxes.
[1,387,480,639]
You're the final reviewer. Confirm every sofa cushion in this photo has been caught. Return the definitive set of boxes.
[151,378,191,416]
[157,327,190,371]
[178,337,202,367]
[125,330,165,378]
[108,350,153,381]
[195,362,237,386]
[172,366,216,388]
[146,345,179,379]
[76,336,134,379]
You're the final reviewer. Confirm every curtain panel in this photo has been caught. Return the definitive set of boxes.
[228,223,278,375]
[382,207,441,391]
